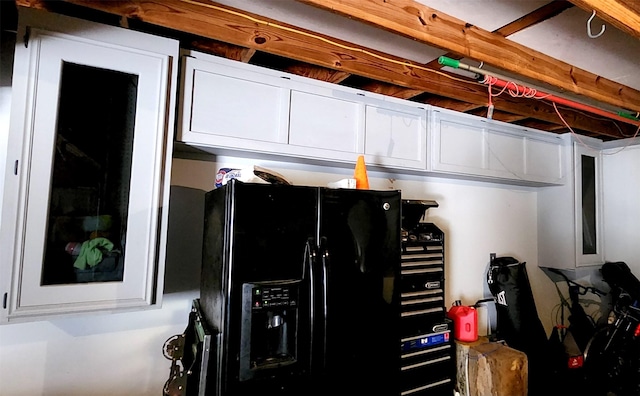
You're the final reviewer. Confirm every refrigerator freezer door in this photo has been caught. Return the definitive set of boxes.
[201,181,318,396]
[227,182,318,283]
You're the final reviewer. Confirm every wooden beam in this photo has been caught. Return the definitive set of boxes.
[570,0,640,40]
[421,96,483,113]
[187,36,352,82]
[19,1,487,97]
[416,2,574,106]
[425,1,574,70]
[189,39,256,63]
[281,64,351,84]
[467,108,529,123]
[297,0,640,112]
[18,0,629,138]
[495,1,574,37]
[356,81,425,100]
[517,119,569,132]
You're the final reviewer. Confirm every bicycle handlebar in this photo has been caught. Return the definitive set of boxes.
[548,268,607,297]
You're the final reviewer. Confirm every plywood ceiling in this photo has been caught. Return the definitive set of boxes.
[15,0,640,141]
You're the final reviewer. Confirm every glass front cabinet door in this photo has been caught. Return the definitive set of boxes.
[0,9,178,323]
[573,143,604,266]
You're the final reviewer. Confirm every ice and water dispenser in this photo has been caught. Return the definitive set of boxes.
[239,280,301,382]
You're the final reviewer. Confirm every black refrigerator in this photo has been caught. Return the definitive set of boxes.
[200,179,401,396]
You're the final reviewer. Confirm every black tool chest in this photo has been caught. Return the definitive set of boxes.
[399,200,455,396]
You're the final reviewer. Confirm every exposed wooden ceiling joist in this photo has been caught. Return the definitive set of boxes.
[405,1,574,103]
[368,1,577,121]
[189,39,256,63]
[426,0,575,70]
[467,108,529,123]
[15,0,635,140]
[421,96,483,113]
[297,0,640,113]
[354,81,427,100]
[495,1,575,37]
[517,119,570,132]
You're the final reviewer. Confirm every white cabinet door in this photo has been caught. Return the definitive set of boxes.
[525,137,564,183]
[430,108,564,185]
[573,143,604,267]
[486,129,525,177]
[431,112,485,173]
[364,100,428,170]
[179,53,290,151]
[288,87,365,160]
[0,9,178,322]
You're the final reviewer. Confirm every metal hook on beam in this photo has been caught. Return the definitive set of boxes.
[587,10,605,38]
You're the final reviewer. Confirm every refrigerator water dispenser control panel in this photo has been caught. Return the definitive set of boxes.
[251,284,298,310]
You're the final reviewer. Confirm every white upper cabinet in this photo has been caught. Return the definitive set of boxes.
[538,135,604,269]
[0,9,179,323]
[178,52,569,184]
[178,50,427,170]
[429,107,564,185]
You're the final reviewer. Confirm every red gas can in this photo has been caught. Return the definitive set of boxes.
[447,300,478,342]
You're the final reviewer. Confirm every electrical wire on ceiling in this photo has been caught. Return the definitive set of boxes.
[481,75,640,128]
[439,56,640,145]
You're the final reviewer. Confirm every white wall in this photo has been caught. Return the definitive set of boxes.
[0,292,196,396]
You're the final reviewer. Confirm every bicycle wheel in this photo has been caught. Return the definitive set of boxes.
[583,326,640,396]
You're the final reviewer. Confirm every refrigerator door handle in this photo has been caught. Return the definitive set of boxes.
[304,238,317,370]
[318,236,329,370]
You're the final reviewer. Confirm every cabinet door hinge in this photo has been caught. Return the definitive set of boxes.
[3,293,7,309]
[24,26,31,48]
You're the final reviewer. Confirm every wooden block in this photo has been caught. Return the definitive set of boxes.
[455,337,490,396]
[456,338,528,396]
